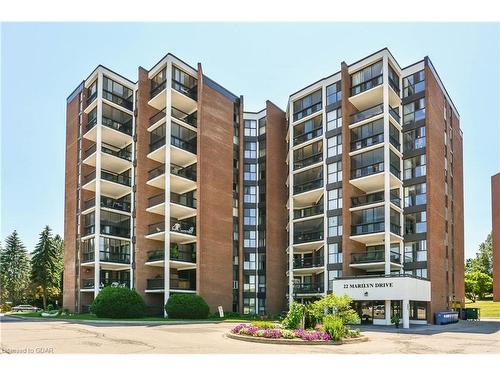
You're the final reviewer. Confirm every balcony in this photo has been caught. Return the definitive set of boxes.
[82,169,132,199]
[100,223,130,239]
[351,190,401,209]
[293,203,324,220]
[294,230,323,245]
[146,193,165,215]
[81,251,131,270]
[350,133,384,153]
[349,76,383,110]
[292,102,322,123]
[350,249,402,272]
[350,104,383,126]
[100,196,131,213]
[145,247,196,268]
[146,278,196,292]
[292,282,324,295]
[172,80,197,115]
[170,163,197,194]
[350,221,402,244]
[146,218,196,242]
[293,128,322,147]
[148,134,197,165]
[83,143,132,174]
[293,178,323,195]
[83,116,132,149]
[172,107,197,128]
[293,256,324,271]
[171,192,197,219]
[102,90,133,111]
[293,152,323,171]
[389,107,400,124]
[149,80,167,111]
[80,278,130,290]
[149,108,166,129]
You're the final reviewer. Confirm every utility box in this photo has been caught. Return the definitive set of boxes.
[465,308,480,320]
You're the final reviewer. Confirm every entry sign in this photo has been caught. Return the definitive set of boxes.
[218,305,224,318]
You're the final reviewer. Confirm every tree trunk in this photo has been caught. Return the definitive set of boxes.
[42,290,47,310]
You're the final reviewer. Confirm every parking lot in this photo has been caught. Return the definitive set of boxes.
[1,315,499,354]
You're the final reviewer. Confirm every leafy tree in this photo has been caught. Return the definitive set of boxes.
[465,232,492,276]
[0,231,31,305]
[465,271,492,302]
[308,294,359,325]
[31,226,63,309]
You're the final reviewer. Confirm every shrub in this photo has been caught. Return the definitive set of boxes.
[281,302,304,329]
[281,329,296,339]
[90,287,146,318]
[309,294,359,325]
[347,328,360,338]
[323,315,346,342]
[165,294,209,319]
[47,304,54,311]
[0,304,12,313]
[251,321,276,329]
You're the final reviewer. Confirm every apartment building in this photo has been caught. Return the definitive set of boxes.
[287,49,464,327]
[493,173,500,302]
[64,48,464,326]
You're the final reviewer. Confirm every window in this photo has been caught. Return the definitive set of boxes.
[293,89,322,121]
[328,243,343,264]
[326,108,342,131]
[328,270,342,290]
[350,118,383,151]
[326,82,342,106]
[244,230,257,248]
[409,301,427,320]
[327,161,342,184]
[293,115,322,146]
[403,154,426,180]
[403,98,425,127]
[293,141,322,170]
[244,120,257,136]
[244,208,256,225]
[403,126,426,152]
[243,297,256,315]
[390,150,401,178]
[404,240,427,263]
[258,117,266,135]
[293,166,323,194]
[244,142,257,159]
[258,140,266,158]
[328,215,342,237]
[405,211,427,234]
[327,134,342,158]
[404,183,427,207]
[388,64,400,93]
[244,275,256,292]
[243,186,257,203]
[351,148,384,179]
[403,70,425,98]
[243,163,256,180]
[102,76,133,110]
[328,188,342,210]
[351,61,383,95]
[373,301,386,320]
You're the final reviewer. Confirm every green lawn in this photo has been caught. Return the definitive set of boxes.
[8,311,268,323]
[465,300,500,318]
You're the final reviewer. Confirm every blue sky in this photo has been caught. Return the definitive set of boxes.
[1,22,499,258]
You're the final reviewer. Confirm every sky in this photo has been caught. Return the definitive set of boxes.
[1,22,499,258]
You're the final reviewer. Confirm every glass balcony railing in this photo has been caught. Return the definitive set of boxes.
[83,251,131,264]
[294,153,323,170]
[148,194,164,208]
[102,144,132,161]
[100,223,130,238]
[172,80,197,101]
[102,116,132,136]
[101,196,131,212]
[172,107,197,128]
[292,282,324,294]
[350,250,401,264]
[351,191,401,208]
[149,108,166,126]
[148,221,165,235]
[350,104,384,124]
[293,102,322,122]
[102,90,133,111]
[86,116,98,132]
[293,178,323,195]
[293,204,324,220]
[86,91,97,106]
[293,230,324,244]
[351,162,384,179]
[351,75,383,96]
[148,165,165,180]
[171,163,197,181]
[147,248,196,263]
[151,80,167,98]
[171,218,196,236]
[149,136,166,152]
[101,169,132,186]
[171,192,197,209]
[171,135,197,154]
[350,133,384,151]
[293,257,324,269]
[147,278,195,291]
[83,278,130,289]
[351,221,385,236]
[389,107,400,123]
[293,128,322,146]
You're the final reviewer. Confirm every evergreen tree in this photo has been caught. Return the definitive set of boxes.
[0,231,31,305]
[31,226,63,309]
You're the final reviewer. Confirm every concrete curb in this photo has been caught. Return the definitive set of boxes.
[225,332,368,345]
[6,315,239,326]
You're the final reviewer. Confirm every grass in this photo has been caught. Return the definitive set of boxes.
[465,299,500,318]
[8,311,277,323]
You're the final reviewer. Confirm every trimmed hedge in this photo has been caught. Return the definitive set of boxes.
[90,287,146,318]
[165,294,209,319]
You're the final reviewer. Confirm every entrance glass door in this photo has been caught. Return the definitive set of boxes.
[353,301,374,324]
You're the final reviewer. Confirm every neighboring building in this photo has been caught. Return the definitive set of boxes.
[493,173,500,302]
[64,48,464,326]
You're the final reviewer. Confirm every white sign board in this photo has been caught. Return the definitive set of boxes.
[218,305,224,318]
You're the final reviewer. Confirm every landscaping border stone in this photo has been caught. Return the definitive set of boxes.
[225,331,368,345]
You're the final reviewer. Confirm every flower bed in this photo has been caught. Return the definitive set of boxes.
[228,323,364,344]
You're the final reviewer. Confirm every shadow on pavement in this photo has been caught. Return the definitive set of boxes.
[357,320,500,335]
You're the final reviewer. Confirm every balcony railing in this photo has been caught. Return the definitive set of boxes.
[294,230,324,244]
[82,278,130,289]
[102,90,133,111]
[350,250,401,264]
[172,80,198,101]
[148,221,165,235]
[83,144,97,159]
[389,78,400,95]
[171,192,197,209]
[293,204,324,220]
[101,196,131,212]
[172,107,197,128]
[293,152,323,170]
[350,104,383,124]
[293,102,322,122]
[83,251,131,264]
[146,278,195,291]
[147,248,196,263]
[350,133,384,151]
[171,135,197,154]
[86,91,97,106]
[148,193,165,208]
[83,197,96,211]
[148,165,165,180]
[390,164,401,179]
[293,178,323,195]
[351,75,383,96]
[86,116,97,132]
[389,107,400,123]
[83,170,96,185]
[171,219,196,236]
[102,144,132,161]
[293,128,322,146]
[102,116,132,136]
[101,169,131,186]
[149,108,166,126]
[293,257,324,269]
[351,162,384,179]
[151,80,166,98]
[171,163,197,181]
[351,191,384,208]
[149,136,166,152]
[351,221,385,236]
[293,282,324,294]
[100,223,130,238]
